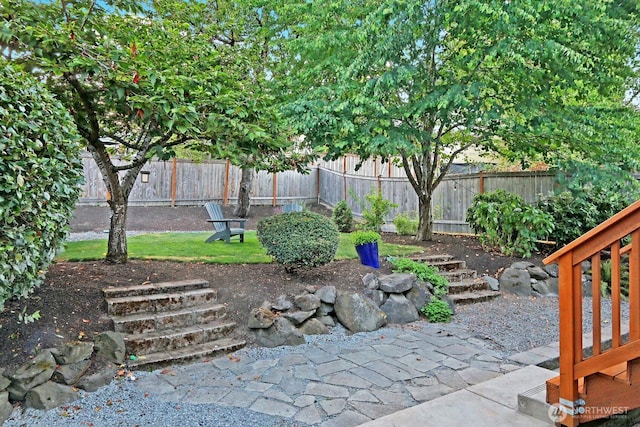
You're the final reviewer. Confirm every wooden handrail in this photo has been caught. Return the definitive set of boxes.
[544,198,640,426]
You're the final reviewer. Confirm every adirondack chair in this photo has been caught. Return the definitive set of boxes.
[282,203,304,213]
[204,202,246,244]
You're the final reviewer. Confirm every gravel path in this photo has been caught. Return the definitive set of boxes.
[454,294,631,353]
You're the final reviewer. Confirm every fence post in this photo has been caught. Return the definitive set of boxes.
[377,175,381,194]
[223,159,230,206]
[343,157,347,200]
[171,158,177,207]
[273,172,277,206]
[479,170,484,194]
[316,165,321,204]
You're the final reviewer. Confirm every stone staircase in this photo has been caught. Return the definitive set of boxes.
[410,254,501,304]
[103,279,245,369]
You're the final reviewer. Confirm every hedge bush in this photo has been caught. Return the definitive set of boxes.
[466,190,553,257]
[257,211,340,272]
[0,62,83,311]
[332,200,353,232]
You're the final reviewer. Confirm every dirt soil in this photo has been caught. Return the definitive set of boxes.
[0,204,549,373]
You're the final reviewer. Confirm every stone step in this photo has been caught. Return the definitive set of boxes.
[124,321,236,356]
[409,254,455,263]
[439,268,477,282]
[427,259,467,271]
[448,289,501,305]
[126,338,247,370]
[447,278,489,295]
[110,303,227,334]
[106,288,217,316]
[103,279,210,299]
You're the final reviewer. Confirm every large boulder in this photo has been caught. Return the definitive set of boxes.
[482,275,500,292]
[272,295,293,312]
[51,341,94,365]
[334,292,387,333]
[0,392,12,425]
[252,317,306,348]
[363,288,385,307]
[362,273,380,290]
[75,368,116,392]
[52,360,92,385]
[7,350,56,401]
[405,282,432,312]
[315,286,337,304]
[378,274,416,294]
[380,294,420,324]
[25,381,78,410]
[94,331,125,364]
[283,310,316,326]
[298,318,330,335]
[294,294,321,311]
[498,268,533,297]
[248,307,277,329]
[527,266,549,280]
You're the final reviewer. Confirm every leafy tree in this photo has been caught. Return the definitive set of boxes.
[0,61,83,312]
[277,0,640,240]
[2,0,297,262]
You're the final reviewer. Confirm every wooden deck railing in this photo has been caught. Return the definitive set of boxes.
[544,199,640,426]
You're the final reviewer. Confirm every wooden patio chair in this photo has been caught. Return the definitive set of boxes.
[204,202,246,244]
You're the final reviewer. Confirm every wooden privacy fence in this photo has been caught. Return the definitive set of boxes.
[79,152,555,233]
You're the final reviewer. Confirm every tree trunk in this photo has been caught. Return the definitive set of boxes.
[106,197,128,263]
[234,167,254,218]
[415,194,434,241]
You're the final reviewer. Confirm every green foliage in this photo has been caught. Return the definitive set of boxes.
[257,212,340,272]
[389,257,448,296]
[351,231,381,246]
[332,200,354,232]
[393,212,419,236]
[3,0,308,263]
[361,192,397,232]
[467,190,554,258]
[277,0,640,240]
[599,257,630,299]
[0,62,83,311]
[538,161,640,246]
[421,299,453,323]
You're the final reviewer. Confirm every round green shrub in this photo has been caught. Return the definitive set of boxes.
[332,200,353,232]
[0,62,83,311]
[393,212,418,236]
[421,298,453,323]
[257,211,340,272]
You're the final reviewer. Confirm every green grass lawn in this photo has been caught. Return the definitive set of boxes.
[58,231,423,263]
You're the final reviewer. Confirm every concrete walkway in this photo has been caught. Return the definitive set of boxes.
[133,321,548,426]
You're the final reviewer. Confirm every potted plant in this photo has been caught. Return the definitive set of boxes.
[352,230,381,268]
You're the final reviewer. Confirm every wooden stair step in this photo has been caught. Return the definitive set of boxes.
[124,321,236,356]
[126,338,247,369]
[106,288,217,316]
[110,303,227,334]
[599,361,630,384]
[448,289,501,305]
[103,279,210,299]
[447,278,488,295]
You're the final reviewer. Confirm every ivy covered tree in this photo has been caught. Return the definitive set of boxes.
[0,61,83,312]
[2,0,297,263]
[276,0,640,240]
